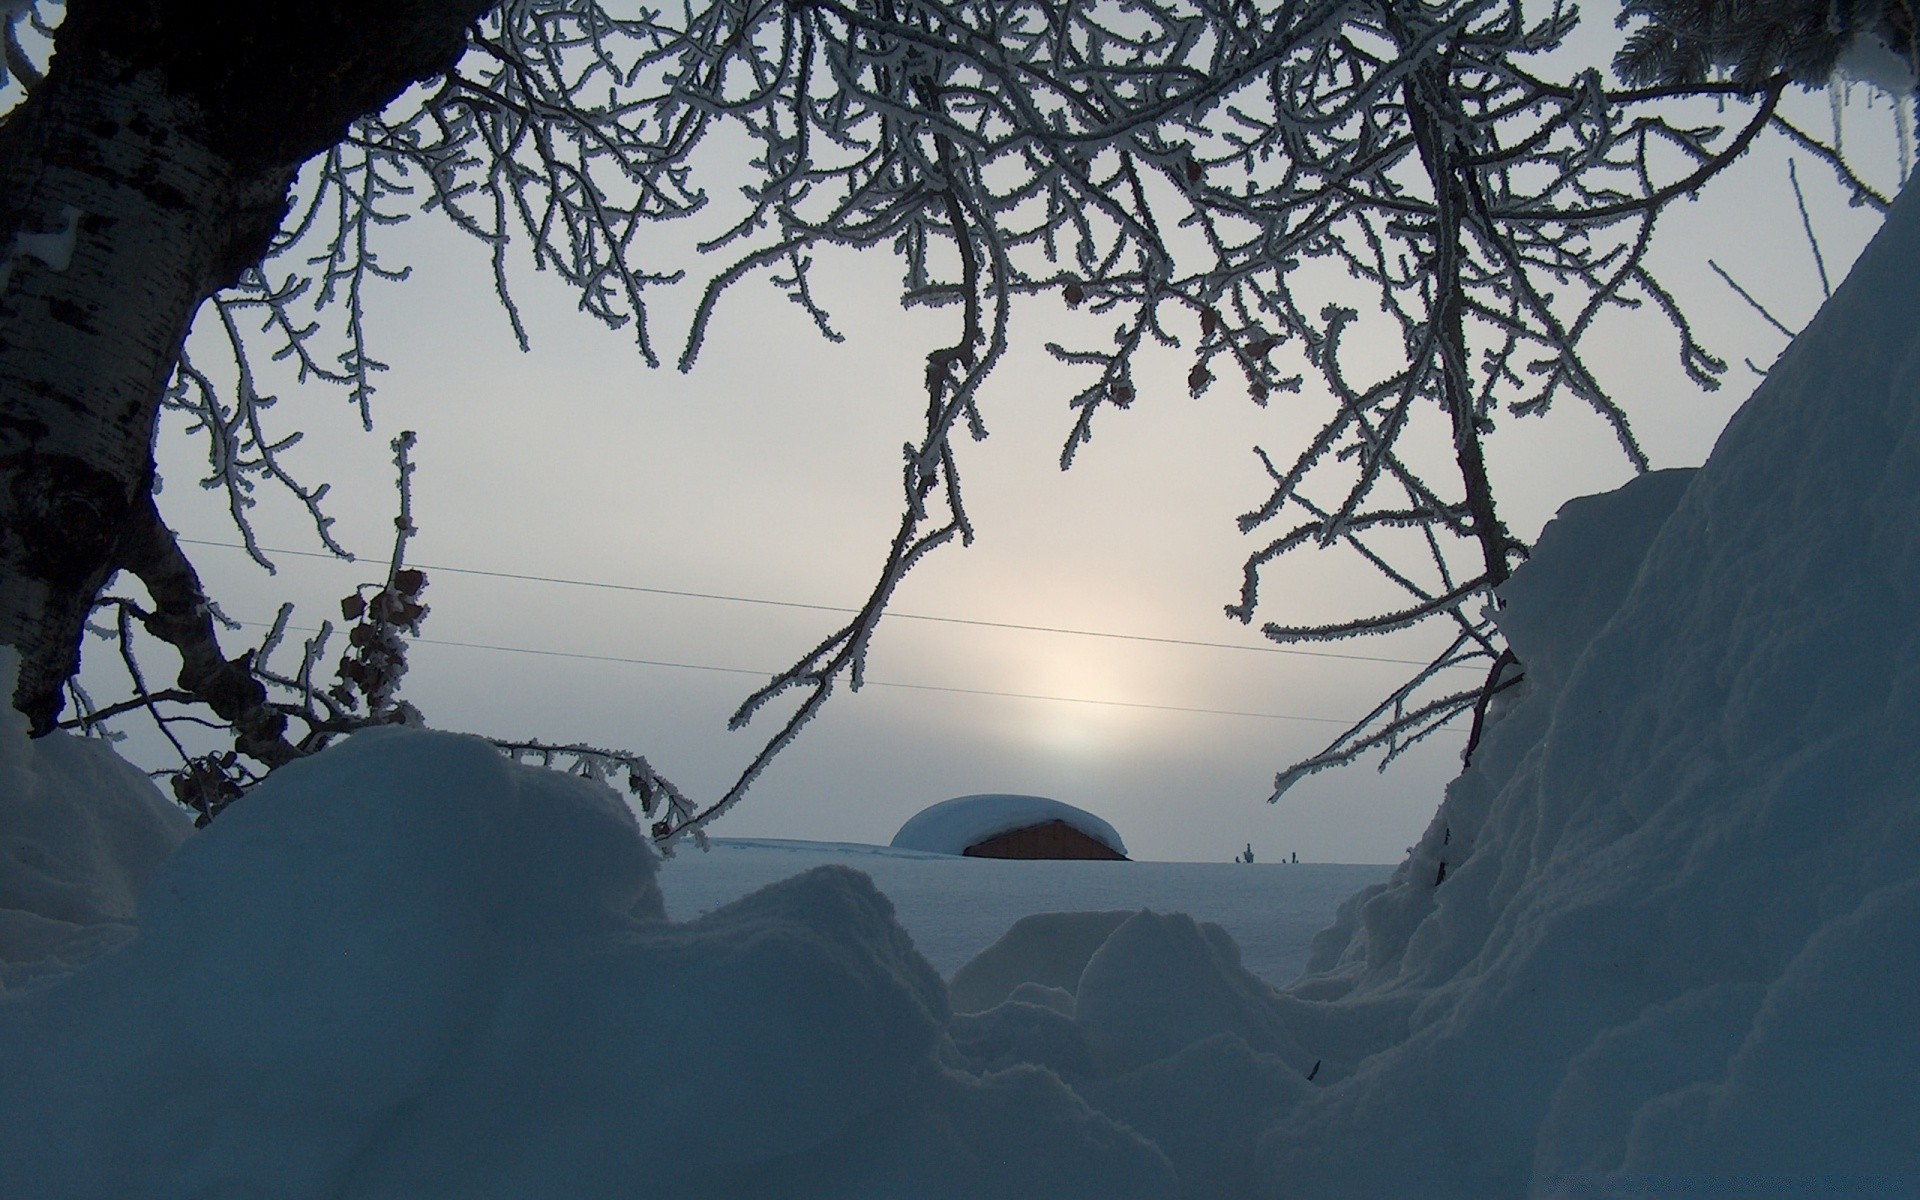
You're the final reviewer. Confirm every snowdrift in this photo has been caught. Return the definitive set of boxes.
[0,662,190,993]
[1258,168,1920,1193]
[0,723,1177,1199]
[4,175,1920,1197]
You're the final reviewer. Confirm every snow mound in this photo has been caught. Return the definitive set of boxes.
[0,727,1177,1199]
[948,910,1133,1012]
[890,793,1127,857]
[1255,176,1920,1195]
[0,646,191,992]
[1075,910,1309,1076]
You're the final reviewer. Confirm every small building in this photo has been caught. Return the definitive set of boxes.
[890,794,1129,861]
[963,818,1127,861]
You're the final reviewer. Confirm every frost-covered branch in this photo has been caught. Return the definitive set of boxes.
[1001,0,1850,796]
[49,0,1890,834]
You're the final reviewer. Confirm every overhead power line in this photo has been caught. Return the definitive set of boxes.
[413,634,1360,725]
[183,538,1449,668]
[231,619,1364,727]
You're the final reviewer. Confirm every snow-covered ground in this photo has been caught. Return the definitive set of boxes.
[6,153,1920,1200]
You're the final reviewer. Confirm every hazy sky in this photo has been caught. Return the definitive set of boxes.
[97,54,1907,863]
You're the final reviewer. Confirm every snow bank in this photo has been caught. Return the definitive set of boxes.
[1250,177,1920,1195]
[0,646,191,992]
[0,725,1175,1199]
[890,792,1127,857]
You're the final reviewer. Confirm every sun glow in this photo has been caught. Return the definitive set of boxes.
[998,648,1161,761]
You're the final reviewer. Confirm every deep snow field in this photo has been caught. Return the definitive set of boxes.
[7,155,1920,1200]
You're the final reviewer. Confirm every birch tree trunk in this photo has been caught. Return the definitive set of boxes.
[0,54,291,733]
[0,0,491,734]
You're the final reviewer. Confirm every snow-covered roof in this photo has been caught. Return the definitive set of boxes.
[889,793,1127,858]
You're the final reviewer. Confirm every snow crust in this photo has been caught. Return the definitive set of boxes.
[890,792,1128,857]
[7,174,1920,1196]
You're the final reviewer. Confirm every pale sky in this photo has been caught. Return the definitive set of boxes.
[95,59,1906,863]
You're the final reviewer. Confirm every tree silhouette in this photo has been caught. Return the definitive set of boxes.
[0,0,1874,842]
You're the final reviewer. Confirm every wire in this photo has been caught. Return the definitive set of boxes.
[182,537,1454,668]
[421,635,1362,725]
[231,622,1369,727]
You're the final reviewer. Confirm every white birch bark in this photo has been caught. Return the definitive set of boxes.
[0,57,291,729]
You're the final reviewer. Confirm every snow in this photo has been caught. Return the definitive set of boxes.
[1254,171,1920,1195]
[890,792,1128,857]
[0,724,1163,1199]
[5,169,1920,1198]
[658,839,1383,982]
[0,646,192,993]
[0,204,81,296]
[948,910,1135,1012]
[1835,29,1919,94]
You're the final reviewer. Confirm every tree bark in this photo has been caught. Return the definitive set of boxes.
[0,52,291,731]
[0,1,491,733]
